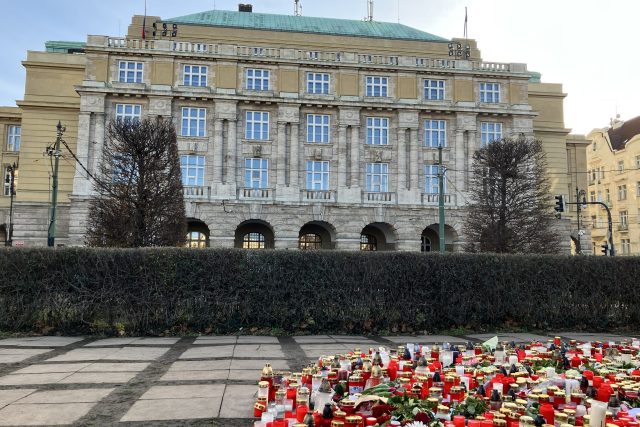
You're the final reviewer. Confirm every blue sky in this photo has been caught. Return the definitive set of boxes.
[1,0,638,134]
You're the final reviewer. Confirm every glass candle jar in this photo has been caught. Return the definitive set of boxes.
[345,415,363,427]
[258,381,270,400]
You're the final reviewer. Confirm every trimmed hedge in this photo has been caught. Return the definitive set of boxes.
[0,248,638,335]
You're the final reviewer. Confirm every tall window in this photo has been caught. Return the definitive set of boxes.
[636,155,640,169]
[605,189,610,202]
[186,231,208,248]
[366,76,388,97]
[621,239,631,255]
[366,117,389,145]
[360,234,377,251]
[636,182,640,197]
[479,82,500,103]
[424,79,445,100]
[480,122,502,146]
[115,104,142,122]
[181,107,206,137]
[617,160,625,174]
[183,65,207,87]
[306,161,329,190]
[589,191,596,203]
[243,232,265,249]
[425,165,444,194]
[421,235,431,252]
[245,111,269,140]
[299,234,322,250]
[617,184,627,200]
[366,163,388,192]
[245,158,268,189]
[118,61,143,83]
[424,120,446,148]
[307,72,330,94]
[180,155,205,186]
[3,167,11,196]
[306,114,330,143]
[246,69,270,91]
[6,125,20,152]
[619,211,628,227]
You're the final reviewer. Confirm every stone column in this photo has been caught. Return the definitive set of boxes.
[91,112,106,185]
[350,125,360,188]
[397,128,407,191]
[454,130,465,194]
[226,120,237,186]
[467,130,477,188]
[337,125,348,188]
[408,128,419,190]
[277,122,287,187]
[290,123,299,187]
[213,118,224,184]
[73,112,92,196]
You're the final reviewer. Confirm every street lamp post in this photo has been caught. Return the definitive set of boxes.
[47,121,64,248]
[6,162,17,247]
[575,187,586,254]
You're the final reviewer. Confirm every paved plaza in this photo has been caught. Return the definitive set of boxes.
[0,332,638,426]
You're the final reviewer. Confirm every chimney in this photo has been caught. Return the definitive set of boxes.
[238,4,253,12]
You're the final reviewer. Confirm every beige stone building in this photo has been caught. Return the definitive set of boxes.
[1,7,587,252]
[586,116,640,255]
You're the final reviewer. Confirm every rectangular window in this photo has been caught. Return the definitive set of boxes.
[181,107,206,137]
[366,163,388,192]
[366,117,389,145]
[183,65,207,87]
[589,191,596,203]
[619,211,628,226]
[597,191,602,202]
[245,111,269,140]
[6,125,20,151]
[480,122,503,146]
[591,216,597,229]
[366,76,388,97]
[424,79,445,100]
[636,155,640,169]
[479,82,500,103]
[118,61,143,83]
[424,120,446,148]
[617,160,625,174]
[3,167,11,196]
[605,189,610,202]
[306,161,329,190]
[244,158,268,189]
[246,68,270,91]
[621,239,631,255]
[180,155,205,186]
[306,114,330,143]
[636,182,640,197]
[617,184,627,200]
[425,165,444,194]
[115,104,142,122]
[306,72,330,94]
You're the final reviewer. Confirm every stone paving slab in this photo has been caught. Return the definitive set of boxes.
[139,384,225,400]
[0,348,51,364]
[383,335,468,344]
[0,337,83,347]
[0,402,96,426]
[193,336,238,345]
[120,397,220,422]
[233,344,285,359]
[237,336,279,344]
[58,371,139,384]
[0,372,73,385]
[160,370,229,381]
[179,345,235,359]
[17,388,114,404]
[0,389,37,409]
[169,360,232,371]
[47,346,169,362]
[85,337,180,347]
[229,359,289,370]
[219,384,255,418]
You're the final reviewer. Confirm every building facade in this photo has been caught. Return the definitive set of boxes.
[3,8,587,252]
[586,116,640,255]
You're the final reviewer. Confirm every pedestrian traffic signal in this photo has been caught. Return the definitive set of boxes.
[601,243,609,256]
[554,195,565,212]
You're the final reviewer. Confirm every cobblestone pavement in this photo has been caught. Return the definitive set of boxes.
[0,332,638,426]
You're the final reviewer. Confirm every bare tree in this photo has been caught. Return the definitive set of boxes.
[86,118,186,247]
[463,136,561,254]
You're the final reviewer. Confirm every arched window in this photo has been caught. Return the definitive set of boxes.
[421,235,431,252]
[243,232,265,249]
[186,231,208,248]
[299,233,322,250]
[360,234,377,251]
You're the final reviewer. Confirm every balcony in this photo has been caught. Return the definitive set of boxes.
[301,190,334,202]
[363,192,395,203]
[183,186,210,199]
[238,187,274,200]
[422,193,456,206]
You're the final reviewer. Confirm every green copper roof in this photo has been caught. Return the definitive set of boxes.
[169,10,448,42]
[45,41,86,53]
[528,71,542,83]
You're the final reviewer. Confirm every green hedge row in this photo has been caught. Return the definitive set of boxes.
[0,248,638,335]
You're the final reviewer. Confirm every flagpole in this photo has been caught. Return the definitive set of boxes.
[142,0,147,39]
[464,6,468,39]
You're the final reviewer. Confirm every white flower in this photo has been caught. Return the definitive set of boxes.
[406,422,428,427]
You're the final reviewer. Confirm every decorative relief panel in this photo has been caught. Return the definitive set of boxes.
[398,110,419,129]
[148,96,172,116]
[338,107,361,126]
[80,94,106,113]
[277,105,300,123]
[214,101,238,120]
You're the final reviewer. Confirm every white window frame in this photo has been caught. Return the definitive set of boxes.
[306,114,330,143]
[621,239,631,255]
[306,160,330,190]
[636,182,640,197]
[246,68,270,91]
[619,211,628,226]
[366,163,389,192]
[306,72,330,94]
[115,104,142,122]
[180,155,205,186]
[617,160,625,174]
[424,79,445,100]
[479,82,500,103]
[617,184,627,200]
[480,122,503,146]
[425,165,444,194]
[366,76,388,97]
[181,107,206,137]
[6,125,20,152]
[245,111,270,141]
[118,60,143,83]
[245,158,268,189]
[366,117,389,145]
[424,120,446,148]
[183,65,207,87]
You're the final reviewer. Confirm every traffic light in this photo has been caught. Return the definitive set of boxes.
[601,243,609,256]
[554,195,565,212]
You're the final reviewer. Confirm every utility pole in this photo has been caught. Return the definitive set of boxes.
[47,121,64,247]
[6,162,17,247]
[438,144,445,253]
